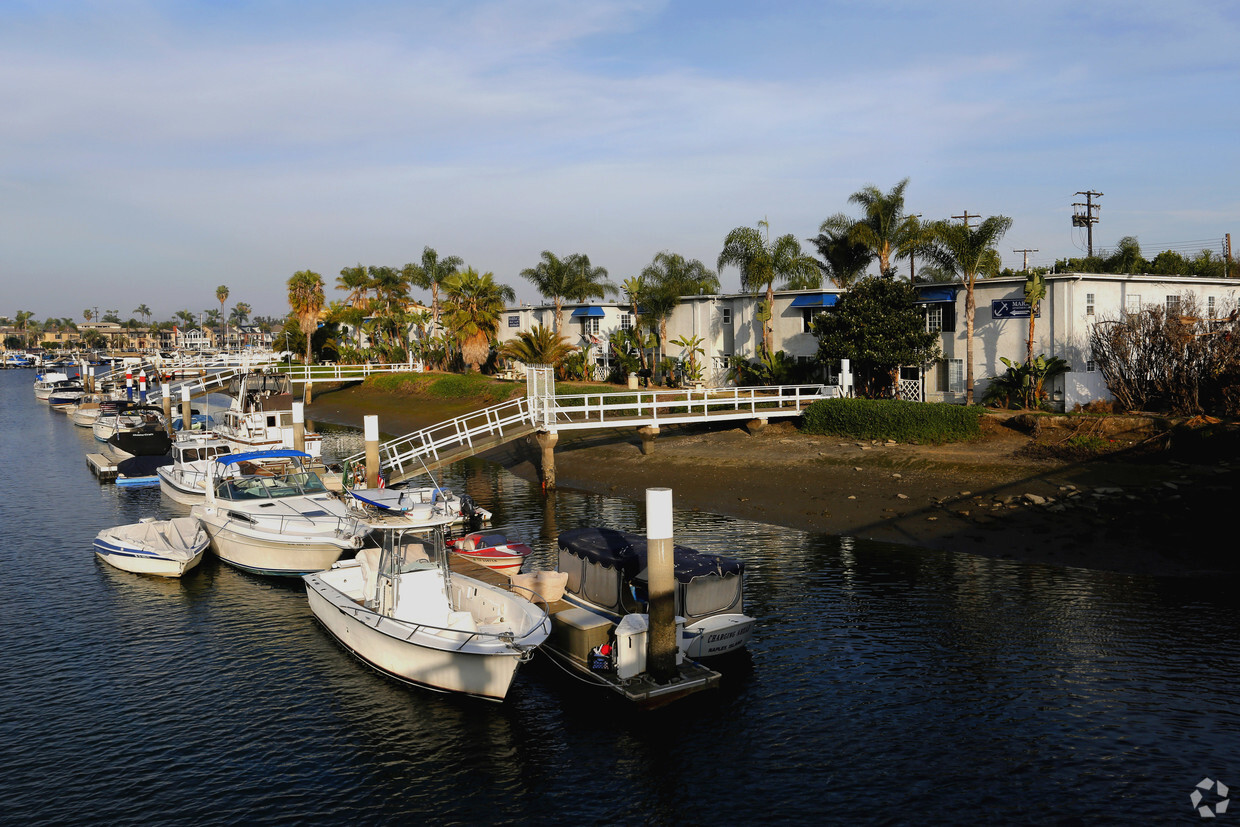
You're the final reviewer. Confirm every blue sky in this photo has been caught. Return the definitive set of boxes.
[2,0,1237,321]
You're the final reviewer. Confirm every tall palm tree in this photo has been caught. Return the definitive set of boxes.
[82,308,93,324]
[1023,271,1047,377]
[404,247,463,333]
[521,250,616,334]
[621,276,648,371]
[216,285,229,348]
[925,215,1014,404]
[134,304,152,326]
[441,268,516,372]
[717,220,820,355]
[366,265,410,352]
[287,270,326,365]
[336,264,371,309]
[807,223,872,288]
[823,178,924,278]
[641,251,719,367]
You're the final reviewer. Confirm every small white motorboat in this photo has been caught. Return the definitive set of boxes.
[304,515,551,700]
[347,485,492,527]
[93,517,209,577]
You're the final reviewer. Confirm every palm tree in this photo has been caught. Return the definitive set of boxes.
[287,270,326,365]
[133,304,152,326]
[82,308,93,324]
[404,247,463,333]
[1023,271,1047,401]
[499,324,577,369]
[521,251,616,334]
[441,268,516,372]
[641,252,719,368]
[216,285,229,349]
[823,179,924,278]
[336,264,371,309]
[924,215,1014,404]
[174,309,196,329]
[807,222,872,288]
[621,276,649,371]
[717,220,820,355]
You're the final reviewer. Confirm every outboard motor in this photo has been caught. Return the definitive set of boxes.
[460,494,483,532]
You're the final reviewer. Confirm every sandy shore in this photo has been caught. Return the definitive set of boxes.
[308,383,1238,578]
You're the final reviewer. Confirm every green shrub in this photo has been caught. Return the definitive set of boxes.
[801,398,983,443]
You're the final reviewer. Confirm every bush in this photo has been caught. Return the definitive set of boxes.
[802,398,983,443]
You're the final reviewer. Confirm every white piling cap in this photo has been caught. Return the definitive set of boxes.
[646,487,673,540]
[364,415,379,442]
[180,385,191,401]
[292,401,304,423]
[162,384,171,399]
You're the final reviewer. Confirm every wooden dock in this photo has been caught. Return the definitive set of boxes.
[86,453,118,482]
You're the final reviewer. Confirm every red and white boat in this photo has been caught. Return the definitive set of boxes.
[447,532,533,578]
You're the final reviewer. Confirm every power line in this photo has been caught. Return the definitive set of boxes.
[1072,190,1103,257]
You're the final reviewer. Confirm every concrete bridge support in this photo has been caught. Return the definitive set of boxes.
[746,417,768,434]
[638,425,660,455]
[536,430,559,490]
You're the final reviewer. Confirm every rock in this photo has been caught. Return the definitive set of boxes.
[1023,493,1048,506]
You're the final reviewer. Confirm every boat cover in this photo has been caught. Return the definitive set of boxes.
[215,448,310,466]
[117,455,174,477]
[558,527,743,585]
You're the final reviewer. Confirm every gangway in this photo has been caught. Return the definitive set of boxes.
[344,366,838,485]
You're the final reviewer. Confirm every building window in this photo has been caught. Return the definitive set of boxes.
[927,306,943,332]
[507,315,520,328]
[620,313,632,330]
[936,359,964,393]
[1086,293,1095,316]
[1166,295,1181,316]
[801,309,819,333]
[721,308,732,325]
[1126,295,1141,315]
[1086,359,1096,372]
[1208,296,1216,318]
[585,318,600,335]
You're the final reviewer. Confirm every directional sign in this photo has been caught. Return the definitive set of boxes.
[992,300,1040,319]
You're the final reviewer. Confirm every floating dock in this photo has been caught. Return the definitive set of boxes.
[86,453,118,482]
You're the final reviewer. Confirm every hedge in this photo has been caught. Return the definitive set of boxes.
[801,397,983,444]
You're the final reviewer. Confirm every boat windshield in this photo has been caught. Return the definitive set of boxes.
[217,471,328,500]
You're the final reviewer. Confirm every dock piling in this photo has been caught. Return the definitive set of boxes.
[645,487,678,683]
[364,415,380,488]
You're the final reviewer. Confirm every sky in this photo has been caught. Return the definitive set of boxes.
[2,0,1237,323]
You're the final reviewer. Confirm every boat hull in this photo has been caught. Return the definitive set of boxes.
[93,545,205,577]
[683,614,757,658]
[193,507,353,577]
[157,466,209,505]
[92,518,208,578]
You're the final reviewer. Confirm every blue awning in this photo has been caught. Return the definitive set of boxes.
[916,286,958,303]
[571,306,606,318]
[789,294,838,308]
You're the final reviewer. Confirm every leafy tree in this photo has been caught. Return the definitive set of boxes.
[441,268,516,372]
[499,324,577,369]
[811,276,940,398]
[821,178,924,278]
[924,215,1013,404]
[718,219,820,355]
[287,270,326,365]
[521,250,616,334]
[404,247,463,332]
[102,311,121,323]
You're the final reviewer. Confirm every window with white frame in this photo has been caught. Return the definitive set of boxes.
[620,313,632,330]
[927,305,944,332]
[1126,294,1141,314]
[721,307,732,325]
[1166,295,1181,316]
[1086,293,1095,316]
[1208,296,1216,318]
[937,359,963,393]
[801,309,819,333]
[586,317,600,335]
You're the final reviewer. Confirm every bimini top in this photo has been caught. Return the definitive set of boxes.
[558,527,744,585]
[215,448,311,466]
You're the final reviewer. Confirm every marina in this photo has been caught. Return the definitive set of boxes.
[2,367,1239,822]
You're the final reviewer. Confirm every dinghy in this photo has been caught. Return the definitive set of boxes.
[93,517,209,577]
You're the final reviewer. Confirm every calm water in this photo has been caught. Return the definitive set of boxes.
[2,368,1238,825]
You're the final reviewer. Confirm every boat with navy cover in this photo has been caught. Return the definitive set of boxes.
[93,517,209,577]
[556,527,756,658]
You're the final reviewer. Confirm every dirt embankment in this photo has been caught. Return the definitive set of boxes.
[308,382,1239,578]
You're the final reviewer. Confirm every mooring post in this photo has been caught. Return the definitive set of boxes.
[292,401,306,454]
[87,366,95,394]
[162,384,174,437]
[180,385,192,434]
[304,376,314,405]
[364,415,380,488]
[646,487,678,683]
[637,424,659,455]
[535,430,558,490]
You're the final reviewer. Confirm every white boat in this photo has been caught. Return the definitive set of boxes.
[556,527,756,659]
[157,433,234,505]
[346,485,491,527]
[304,515,551,700]
[190,449,366,577]
[33,371,70,399]
[215,373,323,458]
[93,517,209,577]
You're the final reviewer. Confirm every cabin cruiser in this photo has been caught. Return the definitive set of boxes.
[191,449,366,577]
[556,527,756,658]
[157,433,234,505]
[93,403,173,458]
[33,371,71,399]
[304,514,550,700]
[215,373,322,458]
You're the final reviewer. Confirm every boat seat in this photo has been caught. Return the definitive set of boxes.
[456,537,477,551]
[357,548,381,603]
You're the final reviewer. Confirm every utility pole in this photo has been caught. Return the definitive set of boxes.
[1225,233,1232,278]
[1072,190,1103,257]
[1013,249,1039,272]
[952,211,978,229]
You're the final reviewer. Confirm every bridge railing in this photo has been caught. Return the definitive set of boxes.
[279,362,424,383]
[344,396,535,479]
[547,383,835,427]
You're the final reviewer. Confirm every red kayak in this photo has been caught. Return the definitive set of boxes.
[447,532,533,577]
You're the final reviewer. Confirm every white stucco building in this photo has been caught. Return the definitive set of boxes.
[500,272,1238,408]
